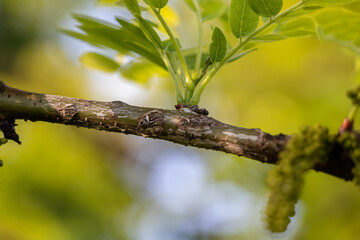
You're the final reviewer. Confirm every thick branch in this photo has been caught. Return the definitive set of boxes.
[0,80,354,180]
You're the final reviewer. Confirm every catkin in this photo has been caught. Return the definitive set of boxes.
[337,132,360,190]
[265,125,333,232]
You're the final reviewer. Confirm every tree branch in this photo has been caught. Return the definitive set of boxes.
[0,80,354,181]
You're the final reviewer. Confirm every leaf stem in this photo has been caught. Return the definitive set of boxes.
[193,0,203,80]
[189,1,305,105]
[150,5,194,102]
[161,51,184,103]
[194,58,212,85]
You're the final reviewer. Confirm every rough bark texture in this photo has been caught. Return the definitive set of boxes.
[0,80,355,180]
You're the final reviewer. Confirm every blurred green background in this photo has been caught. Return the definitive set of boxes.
[1,0,360,239]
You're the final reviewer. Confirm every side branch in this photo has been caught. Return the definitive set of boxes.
[0,80,354,180]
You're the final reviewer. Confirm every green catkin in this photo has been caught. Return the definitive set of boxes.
[265,125,333,233]
[337,133,360,189]
[344,85,360,188]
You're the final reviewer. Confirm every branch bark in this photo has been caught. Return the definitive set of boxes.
[0,80,354,181]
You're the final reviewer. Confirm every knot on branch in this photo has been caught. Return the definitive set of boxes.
[0,119,21,144]
[58,104,78,121]
[137,110,164,137]
[177,115,216,139]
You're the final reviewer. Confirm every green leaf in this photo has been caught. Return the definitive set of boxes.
[304,0,360,7]
[253,33,287,41]
[184,52,209,69]
[161,38,182,51]
[277,16,316,37]
[314,8,360,54]
[98,0,149,11]
[135,14,162,49]
[120,60,168,83]
[97,0,123,6]
[276,7,320,22]
[230,0,259,38]
[184,0,196,11]
[80,52,120,72]
[72,13,120,29]
[185,0,227,21]
[209,27,227,63]
[59,28,98,45]
[243,34,285,49]
[122,0,141,15]
[200,0,228,21]
[249,0,283,17]
[62,15,165,68]
[242,41,257,50]
[145,0,169,9]
[227,48,257,63]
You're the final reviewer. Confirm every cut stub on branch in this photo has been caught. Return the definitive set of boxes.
[0,119,21,144]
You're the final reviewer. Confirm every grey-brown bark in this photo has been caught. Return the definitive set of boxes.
[0,80,355,181]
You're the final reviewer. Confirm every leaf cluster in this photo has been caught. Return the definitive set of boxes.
[62,0,360,105]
